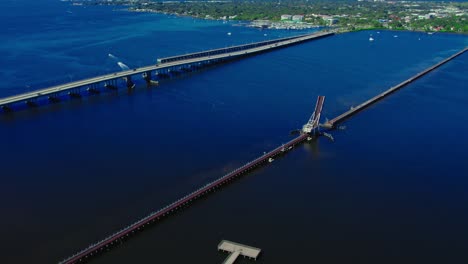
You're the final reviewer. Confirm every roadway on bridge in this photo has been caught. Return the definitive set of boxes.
[0,31,333,108]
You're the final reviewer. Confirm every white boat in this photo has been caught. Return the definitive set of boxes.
[369,37,374,41]
[227,32,232,36]
[268,158,274,163]
[394,35,398,38]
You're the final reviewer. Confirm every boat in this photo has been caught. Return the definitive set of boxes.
[268,158,274,163]
[227,32,232,36]
[369,37,374,41]
[394,35,398,38]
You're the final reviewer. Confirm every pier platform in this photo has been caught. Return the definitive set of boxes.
[218,240,261,263]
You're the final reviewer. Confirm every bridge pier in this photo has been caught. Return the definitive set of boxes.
[142,71,159,87]
[87,84,100,94]
[124,76,135,89]
[68,88,82,98]
[48,94,60,103]
[168,67,181,76]
[182,65,192,72]
[142,71,151,83]
[156,68,170,79]
[26,99,38,107]
[104,79,117,90]
[2,105,12,112]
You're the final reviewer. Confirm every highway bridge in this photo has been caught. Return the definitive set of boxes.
[0,31,333,111]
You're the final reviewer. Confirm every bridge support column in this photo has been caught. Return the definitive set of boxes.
[124,76,135,89]
[156,69,169,79]
[26,99,38,107]
[170,66,182,76]
[1,105,12,112]
[182,65,192,72]
[48,94,60,103]
[142,71,159,87]
[104,80,117,90]
[87,84,100,94]
[68,88,82,98]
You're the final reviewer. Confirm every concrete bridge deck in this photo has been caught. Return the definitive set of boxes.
[157,33,309,64]
[0,31,333,110]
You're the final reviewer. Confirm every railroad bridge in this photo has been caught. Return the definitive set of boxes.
[58,96,326,264]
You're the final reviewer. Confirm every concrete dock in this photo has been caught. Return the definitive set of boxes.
[218,240,261,263]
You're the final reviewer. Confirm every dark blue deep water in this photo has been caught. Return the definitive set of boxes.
[1,0,468,263]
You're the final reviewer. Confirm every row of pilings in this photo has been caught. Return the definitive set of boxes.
[59,133,310,264]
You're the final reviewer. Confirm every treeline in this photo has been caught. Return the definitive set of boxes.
[73,0,468,33]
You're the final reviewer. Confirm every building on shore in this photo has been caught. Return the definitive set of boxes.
[292,15,304,22]
[327,18,339,25]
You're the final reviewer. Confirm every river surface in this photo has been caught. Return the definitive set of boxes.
[1,0,468,263]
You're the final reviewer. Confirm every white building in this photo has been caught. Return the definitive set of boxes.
[292,15,304,21]
[281,14,292,20]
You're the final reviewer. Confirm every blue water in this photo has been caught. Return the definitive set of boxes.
[1,1,468,264]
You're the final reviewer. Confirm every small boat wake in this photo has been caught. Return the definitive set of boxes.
[117,62,130,71]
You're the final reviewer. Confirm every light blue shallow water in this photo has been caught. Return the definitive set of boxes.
[1,1,468,263]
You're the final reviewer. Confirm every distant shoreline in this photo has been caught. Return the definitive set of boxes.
[347,27,468,36]
[129,8,322,31]
[127,7,467,35]
[68,1,468,35]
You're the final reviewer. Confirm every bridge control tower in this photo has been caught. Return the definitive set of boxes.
[302,96,325,134]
